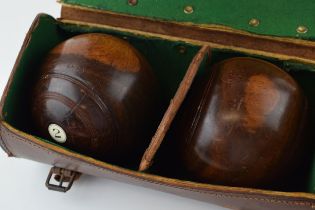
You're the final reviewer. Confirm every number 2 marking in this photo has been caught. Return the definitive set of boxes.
[52,128,61,138]
[48,124,67,143]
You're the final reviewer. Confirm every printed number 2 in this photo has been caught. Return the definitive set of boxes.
[52,128,61,138]
[48,124,66,143]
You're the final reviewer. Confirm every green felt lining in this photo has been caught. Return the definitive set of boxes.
[61,0,315,40]
[2,14,315,193]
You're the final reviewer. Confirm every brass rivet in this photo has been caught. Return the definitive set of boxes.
[128,0,137,6]
[184,6,194,14]
[177,46,187,54]
[297,26,308,34]
[249,18,260,27]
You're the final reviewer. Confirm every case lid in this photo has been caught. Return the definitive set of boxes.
[59,0,315,40]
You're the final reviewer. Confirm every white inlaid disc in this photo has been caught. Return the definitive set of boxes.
[48,124,67,143]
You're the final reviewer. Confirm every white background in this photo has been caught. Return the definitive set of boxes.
[0,1,227,210]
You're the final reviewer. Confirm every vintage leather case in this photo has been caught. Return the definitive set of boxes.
[1,1,315,209]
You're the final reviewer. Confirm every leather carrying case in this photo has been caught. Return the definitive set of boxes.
[1,1,315,209]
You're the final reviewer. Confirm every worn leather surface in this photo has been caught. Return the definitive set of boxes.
[1,122,315,210]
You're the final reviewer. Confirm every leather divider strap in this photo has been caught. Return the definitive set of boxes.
[139,45,211,171]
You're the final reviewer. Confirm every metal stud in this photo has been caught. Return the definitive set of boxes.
[128,0,137,6]
[249,18,260,27]
[184,6,194,14]
[296,26,308,34]
[177,46,187,54]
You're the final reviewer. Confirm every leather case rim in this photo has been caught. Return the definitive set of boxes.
[59,0,315,40]
[1,122,315,209]
[60,5,315,65]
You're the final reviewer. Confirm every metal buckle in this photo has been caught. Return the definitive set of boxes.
[45,167,79,192]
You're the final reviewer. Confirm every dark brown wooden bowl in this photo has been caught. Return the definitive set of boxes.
[172,57,308,187]
[31,33,162,164]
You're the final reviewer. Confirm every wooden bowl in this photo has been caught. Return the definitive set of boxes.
[173,57,307,187]
[31,33,162,163]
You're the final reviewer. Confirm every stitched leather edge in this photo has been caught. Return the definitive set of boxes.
[1,125,314,207]
[60,6,315,65]
[0,15,43,118]
[0,126,13,156]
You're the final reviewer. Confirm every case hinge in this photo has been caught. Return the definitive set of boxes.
[46,166,80,192]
